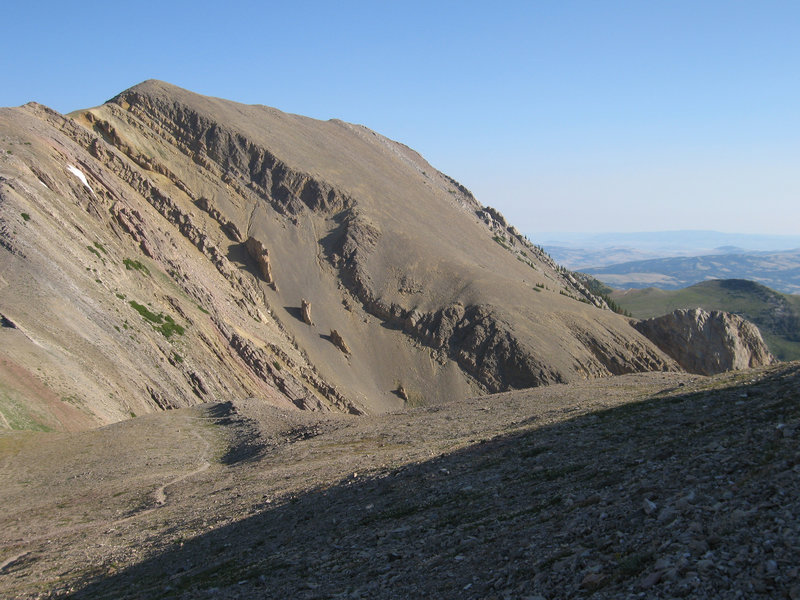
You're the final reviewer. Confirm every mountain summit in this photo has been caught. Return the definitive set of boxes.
[0,80,676,428]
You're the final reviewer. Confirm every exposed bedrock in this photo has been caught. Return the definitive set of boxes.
[634,308,776,375]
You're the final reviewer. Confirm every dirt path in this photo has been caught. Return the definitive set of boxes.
[0,411,218,576]
[0,408,10,430]
[152,429,211,506]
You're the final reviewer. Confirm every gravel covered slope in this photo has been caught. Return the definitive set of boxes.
[1,364,798,599]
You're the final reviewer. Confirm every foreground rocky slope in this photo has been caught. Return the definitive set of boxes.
[634,308,776,375]
[0,80,678,427]
[1,363,798,599]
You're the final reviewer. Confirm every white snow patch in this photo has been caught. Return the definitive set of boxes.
[39,180,49,190]
[66,164,94,195]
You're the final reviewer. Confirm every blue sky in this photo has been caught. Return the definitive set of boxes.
[3,1,799,235]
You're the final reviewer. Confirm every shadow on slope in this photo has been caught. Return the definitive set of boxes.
[68,366,800,599]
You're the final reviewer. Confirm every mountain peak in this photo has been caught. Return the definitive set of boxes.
[1,81,678,428]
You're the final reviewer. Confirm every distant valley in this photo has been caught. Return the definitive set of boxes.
[536,231,800,295]
[580,249,800,294]
[537,230,800,270]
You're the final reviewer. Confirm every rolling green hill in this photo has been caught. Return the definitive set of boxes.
[611,279,800,360]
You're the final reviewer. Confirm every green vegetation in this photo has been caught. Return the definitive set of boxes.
[575,273,632,316]
[93,241,107,254]
[493,235,511,250]
[123,258,150,275]
[20,212,30,222]
[87,245,104,260]
[130,301,158,321]
[0,388,53,431]
[128,300,185,338]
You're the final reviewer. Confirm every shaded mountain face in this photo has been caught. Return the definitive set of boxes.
[0,80,677,429]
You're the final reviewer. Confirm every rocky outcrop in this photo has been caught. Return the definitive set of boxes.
[245,236,274,287]
[301,299,313,326]
[196,197,242,242]
[329,330,350,355]
[103,88,353,218]
[634,308,776,375]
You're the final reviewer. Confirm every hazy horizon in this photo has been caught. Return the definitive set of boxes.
[532,230,800,252]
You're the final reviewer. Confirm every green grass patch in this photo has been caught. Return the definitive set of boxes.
[129,301,162,324]
[493,235,511,250]
[123,258,150,275]
[0,389,53,431]
[166,557,284,597]
[93,241,107,254]
[159,315,185,338]
[87,246,104,260]
[20,212,30,222]
[128,301,185,338]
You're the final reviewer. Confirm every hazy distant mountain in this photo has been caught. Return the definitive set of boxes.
[580,250,800,294]
[536,231,800,270]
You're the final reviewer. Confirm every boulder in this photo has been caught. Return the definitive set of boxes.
[245,236,274,286]
[301,299,313,326]
[634,308,776,375]
[329,329,350,355]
